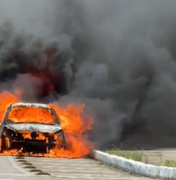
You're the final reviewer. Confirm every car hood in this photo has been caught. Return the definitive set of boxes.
[5,123,62,133]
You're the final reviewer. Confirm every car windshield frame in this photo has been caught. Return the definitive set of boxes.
[3,103,60,125]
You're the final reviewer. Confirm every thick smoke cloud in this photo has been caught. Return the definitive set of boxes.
[1,0,176,149]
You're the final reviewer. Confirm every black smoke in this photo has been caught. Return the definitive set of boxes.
[1,0,176,149]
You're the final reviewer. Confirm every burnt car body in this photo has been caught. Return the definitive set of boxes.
[0,102,66,153]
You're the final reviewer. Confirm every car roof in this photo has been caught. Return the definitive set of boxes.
[11,102,51,109]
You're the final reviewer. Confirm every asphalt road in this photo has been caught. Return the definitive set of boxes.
[0,156,152,180]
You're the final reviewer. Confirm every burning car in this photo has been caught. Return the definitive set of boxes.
[0,102,66,153]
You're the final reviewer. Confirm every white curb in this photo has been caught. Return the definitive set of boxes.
[93,150,176,179]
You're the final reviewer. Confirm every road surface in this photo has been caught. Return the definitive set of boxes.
[0,156,152,180]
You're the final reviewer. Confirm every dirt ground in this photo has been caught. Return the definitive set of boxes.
[108,148,176,166]
[141,149,176,165]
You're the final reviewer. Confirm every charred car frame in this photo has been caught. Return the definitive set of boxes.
[0,102,66,153]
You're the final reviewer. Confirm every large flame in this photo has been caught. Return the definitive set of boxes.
[0,89,93,158]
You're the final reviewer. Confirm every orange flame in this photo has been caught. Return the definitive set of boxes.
[0,89,93,158]
[8,107,56,124]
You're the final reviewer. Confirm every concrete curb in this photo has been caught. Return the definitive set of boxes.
[92,150,176,179]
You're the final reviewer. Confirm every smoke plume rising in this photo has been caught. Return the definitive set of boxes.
[1,0,176,149]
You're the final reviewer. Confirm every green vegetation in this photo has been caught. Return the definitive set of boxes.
[106,149,176,168]
[162,160,176,168]
[107,149,143,162]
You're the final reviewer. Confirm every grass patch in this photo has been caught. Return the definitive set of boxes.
[107,149,143,162]
[106,148,176,168]
[162,160,176,168]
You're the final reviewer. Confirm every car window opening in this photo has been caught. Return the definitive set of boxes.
[7,106,59,125]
